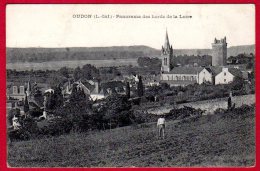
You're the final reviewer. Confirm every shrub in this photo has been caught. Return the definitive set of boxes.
[168,106,204,120]
[38,117,73,136]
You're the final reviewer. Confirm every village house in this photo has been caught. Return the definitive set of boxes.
[214,67,243,85]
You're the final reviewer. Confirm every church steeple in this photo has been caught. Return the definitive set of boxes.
[161,29,174,72]
[164,29,171,51]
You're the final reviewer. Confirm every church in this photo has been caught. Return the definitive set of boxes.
[160,30,243,86]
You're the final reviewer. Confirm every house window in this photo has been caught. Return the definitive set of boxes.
[20,86,25,94]
[13,86,18,94]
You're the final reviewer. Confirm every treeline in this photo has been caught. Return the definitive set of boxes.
[174,55,212,67]
[227,53,255,69]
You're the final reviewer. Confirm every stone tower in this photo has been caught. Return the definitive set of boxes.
[161,30,173,72]
[211,37,227,66]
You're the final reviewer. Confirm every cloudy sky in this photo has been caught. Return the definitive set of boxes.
[7,4,255,49]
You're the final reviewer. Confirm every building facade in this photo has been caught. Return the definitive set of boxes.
[215,68,242,85]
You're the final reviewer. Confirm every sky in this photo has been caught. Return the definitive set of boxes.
[6,4,255,49]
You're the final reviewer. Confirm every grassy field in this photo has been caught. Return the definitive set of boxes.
[8,106,255,167]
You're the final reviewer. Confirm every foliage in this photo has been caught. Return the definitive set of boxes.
[82,64,100,80]
[24,95,30,113]
[102,94,132,129]
[174,55,212,67]
[126,82,130,99]
[59,67,70,78]
[168,106,204,120]
[38,117,73,136]
[137,57,161,70]
[137,76,144,97]
[73,67,82,81]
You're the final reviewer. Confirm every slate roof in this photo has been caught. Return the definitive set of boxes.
[160,80,197,86]
[206,66,222,76]
[163,67,204,75]
[228,68,243,77]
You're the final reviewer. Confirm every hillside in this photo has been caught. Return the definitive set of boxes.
[7,45,255,63]
[8,105,255,167]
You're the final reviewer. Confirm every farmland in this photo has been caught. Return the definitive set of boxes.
[8,104,255,167]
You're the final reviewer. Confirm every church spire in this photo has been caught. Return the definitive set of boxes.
[164,29,171,51]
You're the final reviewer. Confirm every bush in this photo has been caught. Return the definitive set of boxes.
[214,104,255,119]
[38,117,73,136]
[168,106,204,120]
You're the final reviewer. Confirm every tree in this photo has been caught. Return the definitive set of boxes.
[73,67,82,81]
[81,64,100,80]
[126,82,130,99]
[230,77,244,91]
[103,94,132,129]
[24,94,29,114]
[48,73,66,88]
[137,75,144,97]
[59,67,70,78]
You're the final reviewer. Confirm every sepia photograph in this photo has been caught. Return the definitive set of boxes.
[6,4,255,167]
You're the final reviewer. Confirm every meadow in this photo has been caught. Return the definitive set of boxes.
[8,105,255,167]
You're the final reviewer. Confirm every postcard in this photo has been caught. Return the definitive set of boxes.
[5,4,256,168]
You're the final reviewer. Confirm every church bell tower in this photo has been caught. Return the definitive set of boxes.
[161,30,173,72]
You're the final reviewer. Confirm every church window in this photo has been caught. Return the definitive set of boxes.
[20,86,24,94]
[224,79,226,82]
[224,72,226,76]
[13,86,18,94]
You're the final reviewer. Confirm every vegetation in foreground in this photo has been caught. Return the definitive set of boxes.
[8,104,255,167]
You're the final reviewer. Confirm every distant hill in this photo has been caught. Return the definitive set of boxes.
[227,45,255,57]
[7,45,255,63]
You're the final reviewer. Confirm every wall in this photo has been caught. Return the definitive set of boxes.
[198,68,212,84]
[212,43,227,66]
[215,69,234,85]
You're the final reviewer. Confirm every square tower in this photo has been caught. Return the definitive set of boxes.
[211,37,227,66]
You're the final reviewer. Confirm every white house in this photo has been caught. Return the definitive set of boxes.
[215,68,242,85]
[198,68,213,84]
